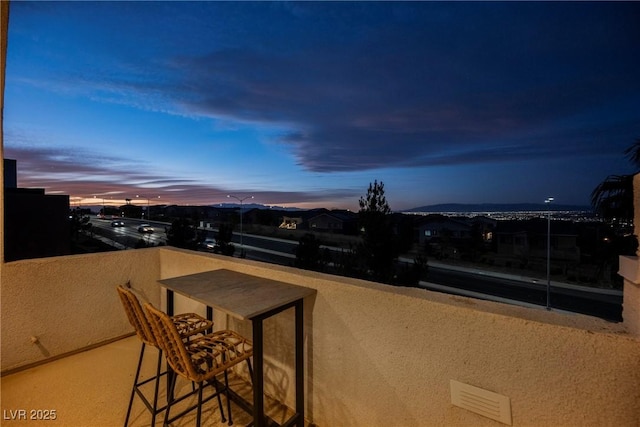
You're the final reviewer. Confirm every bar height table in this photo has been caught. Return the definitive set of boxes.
[159,269,316,427]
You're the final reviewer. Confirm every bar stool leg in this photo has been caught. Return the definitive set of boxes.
[246,359,254,385]
[150,348,163,426]
[224,369,233,426]
[124,342,146,427]
[211,377,227,423]
[196,381,204,427]
[163,372,177,427]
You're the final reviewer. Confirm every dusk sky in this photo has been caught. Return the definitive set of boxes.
[4,1,639,211]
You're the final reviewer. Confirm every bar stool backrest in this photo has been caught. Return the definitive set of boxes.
[144,302,203,380]
[116,285,157,347]
[145,302,253,386]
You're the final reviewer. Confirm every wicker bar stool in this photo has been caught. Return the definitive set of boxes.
[145,302,254,427]
[116,285,215,427]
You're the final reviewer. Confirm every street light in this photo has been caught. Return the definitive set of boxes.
[545,197,554,310]
[94,195,105,217]
[227,194,253,257]
[136,195,150,219]
[149,195,160,219]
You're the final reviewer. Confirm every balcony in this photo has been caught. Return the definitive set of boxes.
[1,333,288,426]
[2,245,640,426]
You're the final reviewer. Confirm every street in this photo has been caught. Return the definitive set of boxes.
[88,216,623,322]
[89,216,168,248]
[424,266,622,321]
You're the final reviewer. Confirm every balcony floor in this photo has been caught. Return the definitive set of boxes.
[1,335,298,426]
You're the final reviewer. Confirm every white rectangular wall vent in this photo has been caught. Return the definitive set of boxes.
[450,379,512,425]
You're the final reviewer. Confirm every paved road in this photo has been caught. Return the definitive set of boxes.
[89,216,168,247]
[222,232,623,321]
[87,217,623,321]
[424,266,622,321]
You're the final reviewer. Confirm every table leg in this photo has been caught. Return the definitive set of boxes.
[252,318,265,427]
[166,289,174,316]
[166,288,175,402]
[206,306,213,333]
[295,300,304,427]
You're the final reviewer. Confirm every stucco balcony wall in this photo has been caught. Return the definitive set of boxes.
[158,248,640,426]
[618,173,640,337]
[1,248,162,371]
[2,246,640,426]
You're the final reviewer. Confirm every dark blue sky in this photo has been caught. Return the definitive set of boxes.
[4,2,639,210]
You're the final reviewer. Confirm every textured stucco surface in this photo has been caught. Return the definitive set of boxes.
[621,252,640,338]
[619,174,640,337]
[158,248,640,427]
[636,173,640,256]
[1,249,161,371]
[1,244,639,426]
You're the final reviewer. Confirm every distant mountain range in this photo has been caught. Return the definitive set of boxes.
[215,203,304,212]
[404,203,592,213]
[219,202,593,213]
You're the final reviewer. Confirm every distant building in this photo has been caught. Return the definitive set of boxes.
[279,216,302,230]
[244,208,287,227]
[470,215,498,242]
[416,214,473,246]
[495,219,580,264]
[161,205,233,223]
[4,159,71,261]
[306,209,358,234]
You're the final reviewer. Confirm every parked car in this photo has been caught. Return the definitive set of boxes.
[111,220,125,227]
[199,238,220,252]
[137,224,154,233]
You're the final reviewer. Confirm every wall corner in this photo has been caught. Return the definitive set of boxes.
[621,256,640,338]
[620,173,640,337]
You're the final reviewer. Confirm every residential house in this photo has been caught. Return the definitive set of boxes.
[279,215,303,229]
[416,214,472,246]
[306,209,358,234]
[495,219,580,266]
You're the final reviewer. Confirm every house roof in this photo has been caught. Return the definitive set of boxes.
[307,210,358,222]
[495,219,578,236]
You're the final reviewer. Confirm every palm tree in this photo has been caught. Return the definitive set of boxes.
[591,139,640,224]
[624,138,640,167]
[591,174,635,224]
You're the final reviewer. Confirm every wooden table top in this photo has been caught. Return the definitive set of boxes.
[158,269,316,320]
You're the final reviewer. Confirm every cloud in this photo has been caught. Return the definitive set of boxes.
[4,145,356,207]
[9,1,640,181]
[156,2,640,173]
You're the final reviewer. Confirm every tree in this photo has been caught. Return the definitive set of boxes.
[359,180,391,216]
[294,233,330,271]
[590,139,639,285]
[357,180,397,283]
[215,223,236,256]
[624,138,640,167]
[166,218,197,249]
[591,138,639,225]
[333,244,364,278]
[591,174,635,225]
[395,254,428,287]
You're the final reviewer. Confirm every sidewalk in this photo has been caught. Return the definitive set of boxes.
[403,256,622,297]
[81,231,127,250]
